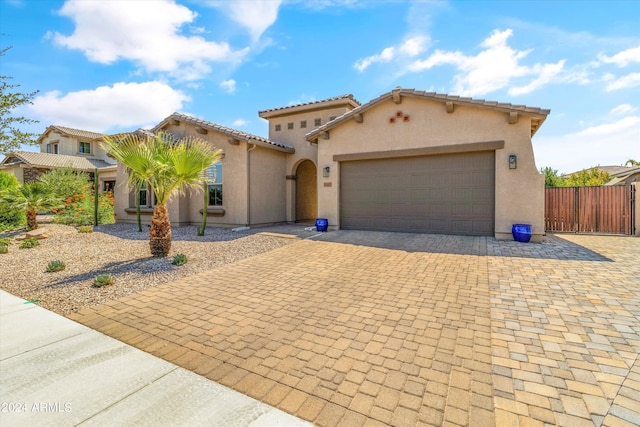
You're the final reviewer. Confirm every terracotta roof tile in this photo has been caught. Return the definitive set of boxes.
[258,94,361,116]
[37,125,105,143]
[0,151,114,171]
[306,88,550,140]
[153,113,295,153]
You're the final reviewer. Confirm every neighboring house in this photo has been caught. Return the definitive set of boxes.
[114,88,550,241]
[0,125,117,190]
[603,166,640,186]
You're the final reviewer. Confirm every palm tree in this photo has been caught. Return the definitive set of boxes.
[625,159,639,166]
[101,132,222,257]
[0,182,63,230]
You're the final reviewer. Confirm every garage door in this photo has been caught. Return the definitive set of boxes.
[340,151,495,235]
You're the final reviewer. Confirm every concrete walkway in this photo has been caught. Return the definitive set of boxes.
[0,290,312,427]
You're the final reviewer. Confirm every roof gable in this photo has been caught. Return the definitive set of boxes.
[152,113,295,153]
[258,94,361,119]
[37,125,105,144]
[0,151,113,171]
[305,88,551,141]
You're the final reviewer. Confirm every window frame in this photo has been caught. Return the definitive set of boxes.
[79,141,91,154]
[205,163,223,207]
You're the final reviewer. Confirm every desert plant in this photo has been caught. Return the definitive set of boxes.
[46,260,66,272]
[0,244,8,254]
[0,182,63,230]
[93,273,115,287]
[101,132,222,257]
[172,253,187,266]
[78,225,93,233]
[19,237,40,249]
[0,171,26,231]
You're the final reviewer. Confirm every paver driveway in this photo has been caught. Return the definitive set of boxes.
[69,231,640,426]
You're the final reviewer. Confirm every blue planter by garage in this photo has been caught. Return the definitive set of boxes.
[512,224,532,243]
[316,218,328,232]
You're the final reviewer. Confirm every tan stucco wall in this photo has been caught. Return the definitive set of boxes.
[248,145,287,225]
[114,122,288,228]
[0,165,23,182]
[316,97,545,240]
[39,132,114,164]
[266,106,355,221]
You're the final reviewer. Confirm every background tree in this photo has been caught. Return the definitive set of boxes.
[0,181,62,230]
[101,132,222,256]
[540,166,566,187]
[0,46,40,153]
[625,159,639,166]
[565,168,611,187]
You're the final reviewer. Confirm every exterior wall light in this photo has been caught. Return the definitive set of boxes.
[323,166,330,178]
[509,154,517,169]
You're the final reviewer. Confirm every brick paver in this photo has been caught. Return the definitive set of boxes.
[68,230,640,426]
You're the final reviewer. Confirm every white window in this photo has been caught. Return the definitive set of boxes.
[79,142,91,154]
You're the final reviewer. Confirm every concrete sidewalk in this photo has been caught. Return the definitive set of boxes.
[0,290,312,427]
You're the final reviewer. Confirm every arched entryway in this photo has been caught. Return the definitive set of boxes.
[295,159,317,222]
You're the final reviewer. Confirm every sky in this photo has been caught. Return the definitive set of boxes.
[1,0,639,174]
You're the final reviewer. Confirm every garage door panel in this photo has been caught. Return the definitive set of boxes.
[340,151,495,236]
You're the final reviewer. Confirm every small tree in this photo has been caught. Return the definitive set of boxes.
[565,168,611,187]
[0,46,40,153]
[101,132,222,256]
[0,181,62,230]
[625,159,639,167]
[540,166,566,187]
[0,170,25,231]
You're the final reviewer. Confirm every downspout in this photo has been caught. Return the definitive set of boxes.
[246,143,257,226]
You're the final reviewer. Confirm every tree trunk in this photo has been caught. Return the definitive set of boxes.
[26,209,38,231]
[149,203,171,257]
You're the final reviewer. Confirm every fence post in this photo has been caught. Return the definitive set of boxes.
[633,182,639,236]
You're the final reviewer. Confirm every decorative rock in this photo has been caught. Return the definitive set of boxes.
[26,228,50,239]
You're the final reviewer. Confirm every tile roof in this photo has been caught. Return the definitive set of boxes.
[258,94,361,117]
[564,165,640,177]
[0,151,114,171]
[306,88,551,141]
[153,113,295,153]
[37,125,105,143]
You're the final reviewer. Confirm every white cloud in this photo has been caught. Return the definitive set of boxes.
[29,82,189,132]
[220,79,237,94]
[406,29,568,97]
[610,104,637,116]
[599,45,640,67]
[52,0,247,81]
[509,60,565,95]
[354,36,429,72]
[232,119,248,127]
[208,0,282,41]
[605,72,640,91]
[534,116,640,173]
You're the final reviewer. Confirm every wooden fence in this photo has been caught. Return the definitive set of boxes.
[545,186,634,234]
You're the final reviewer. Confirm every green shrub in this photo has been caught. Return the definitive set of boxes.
[19,238,40,249]
[172,253,187,266]
[0,237,10,245]
[46,260,66,272]
[78,225,94,233]
[0,244,8,254]
[42,168,115,226]
[93,273,115,287]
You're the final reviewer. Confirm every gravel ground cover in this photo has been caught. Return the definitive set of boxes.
[0,221,296,315]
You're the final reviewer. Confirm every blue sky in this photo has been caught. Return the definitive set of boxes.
[1,0,639,173]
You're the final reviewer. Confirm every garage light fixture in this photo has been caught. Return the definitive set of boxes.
[509,155,517,169]
[323,166,330,177]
